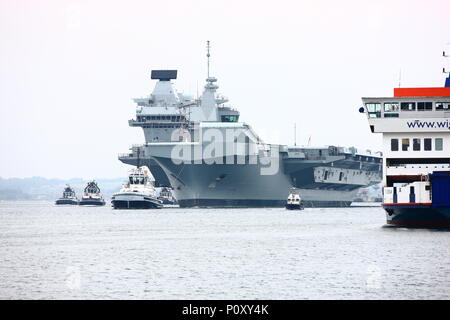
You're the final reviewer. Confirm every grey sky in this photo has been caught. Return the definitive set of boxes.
[1,0,449,179]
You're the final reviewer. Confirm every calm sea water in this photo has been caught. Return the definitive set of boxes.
[1,201,449,300]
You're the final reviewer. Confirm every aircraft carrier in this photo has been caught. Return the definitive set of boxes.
[119,42,382,207]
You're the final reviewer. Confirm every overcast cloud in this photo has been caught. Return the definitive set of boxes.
[1,0,449,179]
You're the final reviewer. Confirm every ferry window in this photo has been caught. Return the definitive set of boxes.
[366,103,381,118]
[417,102,432,111]
[436,102,450,110]
[435,138,443,151]
[424,138,432,151]
[413,138,421,151]
[384,103,399,112]
[324,171,328,180]
[400,102,416,111]
[384,113,399,118]
[391,139,399,151]
[402,138,410,151]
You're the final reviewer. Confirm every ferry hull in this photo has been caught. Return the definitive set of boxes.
[383,204,450,228]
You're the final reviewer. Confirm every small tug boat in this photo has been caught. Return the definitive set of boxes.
[111,166,162,209]
[55,185,79,205]
[285,188,304,210]
[157,187,177,205]
[79,181,106,206]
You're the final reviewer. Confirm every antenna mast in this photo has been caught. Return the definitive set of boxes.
[136,146,141,168]
[206,40,211,78]
[294,123,297,146]
[443,47,450,87]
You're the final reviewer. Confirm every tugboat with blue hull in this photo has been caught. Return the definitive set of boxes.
[79,181,106,206]
[111,166,162,209]
[55,185,79,205]
[362,62,450,228]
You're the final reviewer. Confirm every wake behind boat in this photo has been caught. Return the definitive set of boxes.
[111,166,162,209]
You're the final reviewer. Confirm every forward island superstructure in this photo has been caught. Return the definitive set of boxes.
[119,42,382,207]
[362,71,450,227]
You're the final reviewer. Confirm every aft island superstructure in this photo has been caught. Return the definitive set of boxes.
[362,71,450,227]
[119,42,382,207]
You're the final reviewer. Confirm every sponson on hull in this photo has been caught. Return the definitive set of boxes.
[361,63,450,228]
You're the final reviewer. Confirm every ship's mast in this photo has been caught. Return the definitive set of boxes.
[136,146,141,168]
[294,123,297,146]
[444,48,450,87]
[206,40,211,78]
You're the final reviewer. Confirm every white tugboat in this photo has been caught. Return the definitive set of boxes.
[79,181,106,206]
[157,187,177,205]
[111,166,162,209]
[285,188,304,210]
[55,185,79,205]
[361,62,450,228]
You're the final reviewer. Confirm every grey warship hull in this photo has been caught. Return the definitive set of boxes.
[120,141,381,208]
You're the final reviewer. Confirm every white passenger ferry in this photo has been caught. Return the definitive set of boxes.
[362,71,450,228]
